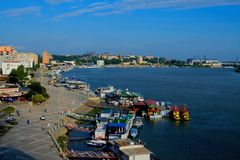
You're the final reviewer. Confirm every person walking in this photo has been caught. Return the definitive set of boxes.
[17,110,20,116]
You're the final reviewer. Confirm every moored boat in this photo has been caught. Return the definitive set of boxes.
[130,128,138,138]
[170,106,180,121]
[86,140,106,147]
[149,113,162,119]
[179,105,190,121]
[133,116,144,128]
[95,86,115,98]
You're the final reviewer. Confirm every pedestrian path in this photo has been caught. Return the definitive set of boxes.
[0,84,89,160]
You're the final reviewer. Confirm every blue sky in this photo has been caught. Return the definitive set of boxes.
[0,0,240,60]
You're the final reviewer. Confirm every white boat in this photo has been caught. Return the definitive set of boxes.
[137,96,144,102]
[160,110,171,117]
[86,140,106,147]
[95,86,115,98]
[149,113,163,119]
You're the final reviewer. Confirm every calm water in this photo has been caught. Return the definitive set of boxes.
[63,67,240,160]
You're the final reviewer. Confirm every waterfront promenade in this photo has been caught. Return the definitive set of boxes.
[0,78,90,159]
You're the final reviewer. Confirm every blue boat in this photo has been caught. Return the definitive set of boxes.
[130,128,138,138]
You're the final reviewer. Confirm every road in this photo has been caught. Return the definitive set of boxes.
[0,78,89,160]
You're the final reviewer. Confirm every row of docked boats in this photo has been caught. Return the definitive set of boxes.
[48,75,90,91]
[95,85,190,121]
[83,85,190,148]
[170,105,190,121]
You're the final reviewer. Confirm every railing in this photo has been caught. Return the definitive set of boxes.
[66,151,116,159]
[48,118,69,160]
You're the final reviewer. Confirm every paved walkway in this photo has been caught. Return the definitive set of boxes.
[0,83,89,160]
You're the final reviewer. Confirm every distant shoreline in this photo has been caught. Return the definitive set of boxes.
[75,64,228,69]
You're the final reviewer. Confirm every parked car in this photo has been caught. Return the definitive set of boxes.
[40,116,46,120]
[5,117,18,125]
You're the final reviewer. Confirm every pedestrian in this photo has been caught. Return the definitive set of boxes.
[27,119,30,125]
[17,110,20,116]
[44,108,47,113]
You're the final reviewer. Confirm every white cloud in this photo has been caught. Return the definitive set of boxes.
[45,0,76,4]
[118,0,240,10]
[1,6,41,17]
[51,2,112,21]
[50,0,240,20]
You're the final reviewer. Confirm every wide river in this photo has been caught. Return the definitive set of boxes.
[63,67,240,160]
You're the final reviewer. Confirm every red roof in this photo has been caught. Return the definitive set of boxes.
[133,102,146,106]
[145,99,157,105]
[171,106,179,111]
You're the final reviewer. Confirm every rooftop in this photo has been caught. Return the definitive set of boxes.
[121,147,152,156]
[145,99,157,105]
[112,139,152,156]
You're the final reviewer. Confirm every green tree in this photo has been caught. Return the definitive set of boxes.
[32,94,46,103]
[27,81,49,99]
[17,65,27,81]
[8,69,19,84]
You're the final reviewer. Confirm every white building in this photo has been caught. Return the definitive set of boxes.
[2,61,21,75]
[203,59,222,67]
[187,59,203,65]
[137,56,143,64]
[97,60,104,66]
[63,61,76,66]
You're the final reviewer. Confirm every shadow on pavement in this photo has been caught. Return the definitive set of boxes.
[0,146,36,160]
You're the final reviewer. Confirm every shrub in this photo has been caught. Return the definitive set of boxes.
[32,94,46,103]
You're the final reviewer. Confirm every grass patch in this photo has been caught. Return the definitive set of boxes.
[0,125,12,136]
[85,107,103,117]
[0,106,15,115]
[57,135,69,151]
